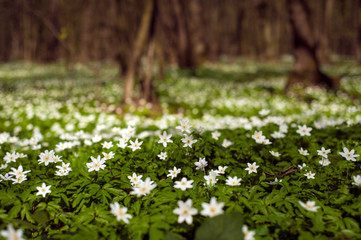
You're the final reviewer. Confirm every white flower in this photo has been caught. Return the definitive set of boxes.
[201,197,225,218]
[157,152,167,160]
[167,167,181,179]
[174,177,193,191]
[92,135,102,143]
[271,131,285,139]
[38,150,55,166]
[52,155,62,163]
[339,147,359,162]
[259,109,270,116]
[296,125,312,136]
[245,162,259,174]
[352,175,361,186]
[279,124,288,133]
[56,162,72,172]
[319,158,331,166]
[130,177,156,197]
[120,134,131,143]
[55,169,68,176]
[242,225,256,240]
[252,131,265,144]
[181,135,197,148]
[101,141,113,149]
[215,166,228,175]
[128,173,143,187]
[222,139,232,148]
[347,106,357,113]
[158,131,173,147]
[176,119,192,133]
[0,224,25,240]
[128,139,143,152]
[268,177,282,185]
[204,171,218,186]
[317,147,331,158]
[86,156,106,172]
[102,151,115,160]
[194,157,208,170]
[173,199,198,225]
[0,173,12,181]
[212,131,221,140]
[262,138,272,145]
[84,139,93,146]
[269,151,281,157]
[36,183,51,197]
[11,176,27,184]
[16,153,27,159]
[299,200,320,212]
[298,163,307,170]
[9,165,31,178]
[110,202,132,224]
[298,148,309,156]
[304,171,315,179]
[226,176,242,186]
[4,152,19,164]
[117,139,128,149]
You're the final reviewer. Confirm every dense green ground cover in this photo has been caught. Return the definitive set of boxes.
[0,60,361,240]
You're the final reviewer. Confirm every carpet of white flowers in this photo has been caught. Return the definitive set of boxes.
[0,61,361,240]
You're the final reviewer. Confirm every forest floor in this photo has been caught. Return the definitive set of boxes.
[0,60,361,240]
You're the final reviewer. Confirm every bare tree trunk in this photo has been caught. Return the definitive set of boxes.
[188,0,205,65]
[257,1,277,61]
[123,0,154,104]
[23,0,32,63]
[285,0,338,91]
[316,0,333,65]
[171,0,195,69]
[141,0,158,104]
[155,41,165,80]
[80,2,92,62]
[44,0,60,62]
[356,0,361,64]
[141,40,155,102]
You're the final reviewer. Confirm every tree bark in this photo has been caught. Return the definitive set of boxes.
[285,0,338,91]
[140,0,158,104]
[171,0,195,69]
[188,0,205,65]
[316,0,333,65]
[141,40,156,102]
[123,0,154,104]
[356,0,361,64]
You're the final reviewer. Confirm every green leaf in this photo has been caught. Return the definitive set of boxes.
[165,232,185,240]
[87,183,101,195]
[105,187,125,196]
[194,212,244,240]
[8,204,22,218]
[33,209,49,225]
[310,214,325,232]
[149,226,165,240]
[72,194,83,208]
[61,193,70,207]
[343,217,360,230]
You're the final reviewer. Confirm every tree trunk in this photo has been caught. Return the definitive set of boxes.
[356,0,361,64]
[316,0,333,65]
[188,0,205,65]
[141,40,156,102]
[123,0,154,104]
[141,0,158,104]
[45,0,60,62]
[171,0,195,69]
[285,0,338,91]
